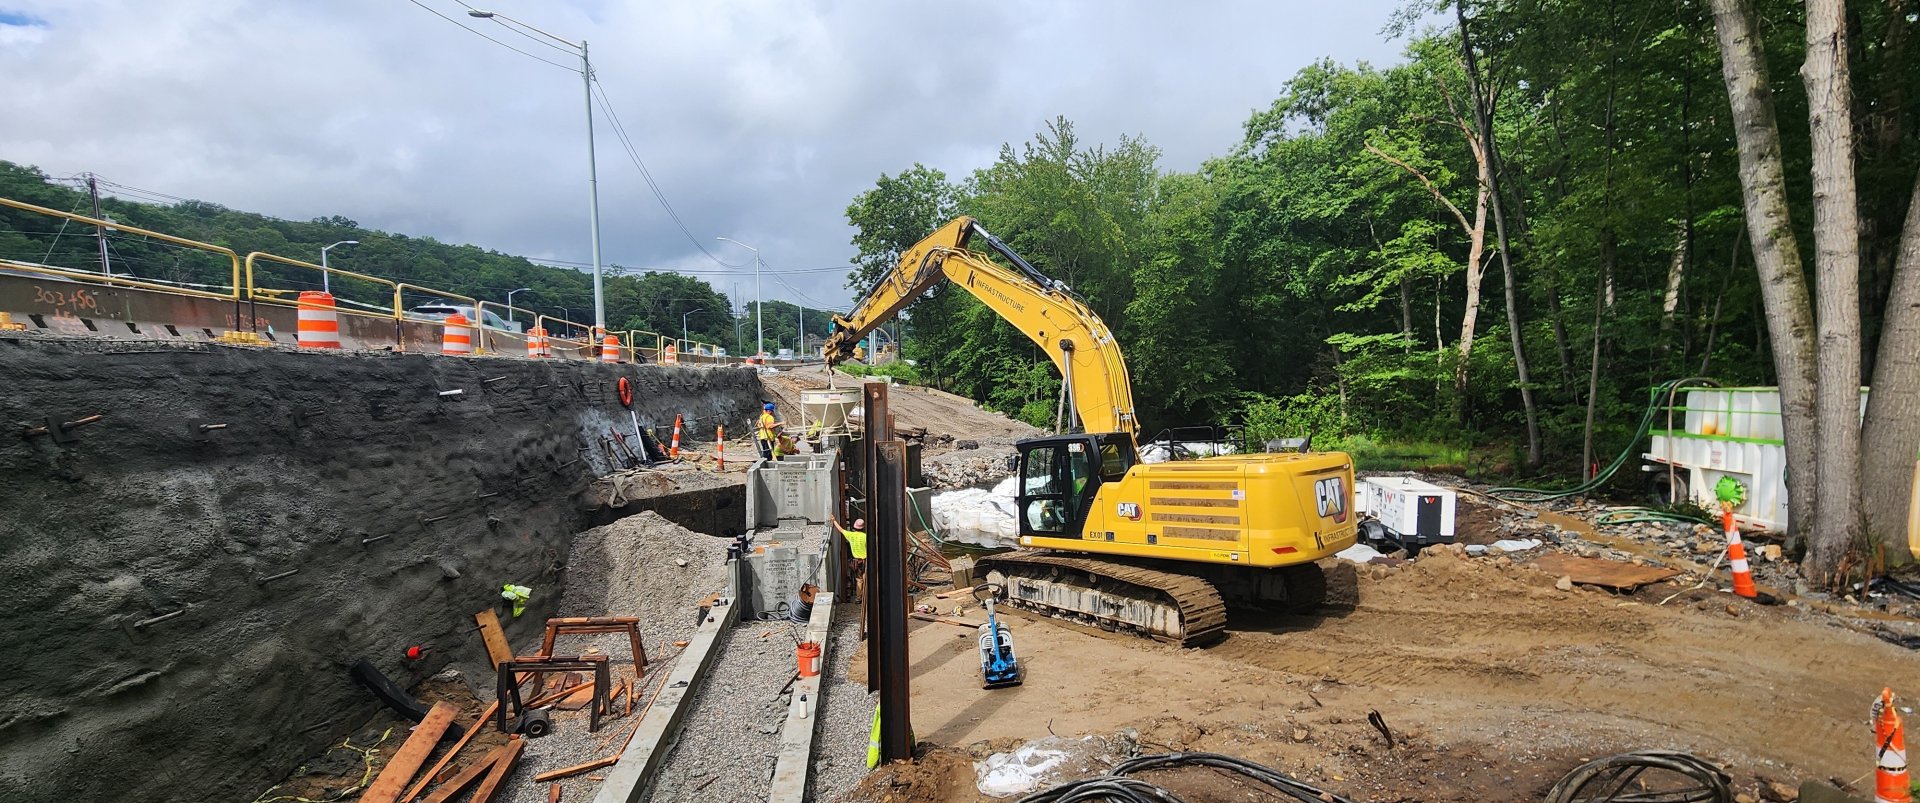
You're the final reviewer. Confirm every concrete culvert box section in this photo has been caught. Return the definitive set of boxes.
[0,336,762,803]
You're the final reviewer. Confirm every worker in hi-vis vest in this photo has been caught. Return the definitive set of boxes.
[756,402,785,461]
[832,515,867,636]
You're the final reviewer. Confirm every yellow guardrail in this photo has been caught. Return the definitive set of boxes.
[474,300,529,356]
[393,283,476,353]
[0,196,243,309]
[4,194,763,363]
[243,251,400,325]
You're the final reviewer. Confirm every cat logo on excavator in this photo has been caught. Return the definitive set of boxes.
[1314,477,1348,523]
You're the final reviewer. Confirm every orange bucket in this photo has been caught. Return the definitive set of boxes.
[796,641,821,678]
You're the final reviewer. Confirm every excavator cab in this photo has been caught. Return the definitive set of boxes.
[1014,433,1136,537]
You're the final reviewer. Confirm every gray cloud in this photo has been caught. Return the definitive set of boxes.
[0,0,1412,311]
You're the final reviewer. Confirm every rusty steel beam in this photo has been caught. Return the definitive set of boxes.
[863,382,912,763]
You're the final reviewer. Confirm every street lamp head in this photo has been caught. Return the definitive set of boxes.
[466,10,495,18]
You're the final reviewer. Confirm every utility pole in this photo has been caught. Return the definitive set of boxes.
[87,174,110,276]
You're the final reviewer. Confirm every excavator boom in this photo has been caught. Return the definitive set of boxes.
[825,217,1138,438]
[830,217,1355,646]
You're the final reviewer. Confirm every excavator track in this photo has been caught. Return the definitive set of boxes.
[976,551,1228,647]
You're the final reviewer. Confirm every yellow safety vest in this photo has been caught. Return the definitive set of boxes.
[842,527,868,560]
[758,411,777,441]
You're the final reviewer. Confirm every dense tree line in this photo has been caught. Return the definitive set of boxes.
[844,0,1919,578]
[0,160,749,348]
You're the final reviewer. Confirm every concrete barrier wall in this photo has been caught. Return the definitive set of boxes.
[1,272,827,370]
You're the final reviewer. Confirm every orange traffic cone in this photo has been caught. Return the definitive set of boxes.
[716,425,725,472]
[1876,688,1912,803]
[669,414,684,460]
[1722,510,1758,599]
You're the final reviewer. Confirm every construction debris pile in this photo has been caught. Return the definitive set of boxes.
[1353,472,1920,623]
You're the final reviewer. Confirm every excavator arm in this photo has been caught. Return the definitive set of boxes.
[825,216,1138,438]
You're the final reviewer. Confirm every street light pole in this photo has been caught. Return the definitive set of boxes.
[468,9,604,334]
[505,287,533,328]
[682,308,704,342]
[715,237,763,361]
[319,240,357,294]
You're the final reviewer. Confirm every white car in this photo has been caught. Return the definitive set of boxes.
[407,302,520,333]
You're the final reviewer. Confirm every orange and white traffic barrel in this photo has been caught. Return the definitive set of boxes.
[664,342,678,365]
[601,334,621,363]
[441,313,473,356]
[296,291,342,349]
[526,326,548,359]
[1877,688,1912,803]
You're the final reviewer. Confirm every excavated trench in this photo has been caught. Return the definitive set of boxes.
[0,335,765,803]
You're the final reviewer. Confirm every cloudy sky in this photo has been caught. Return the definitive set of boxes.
[0,1,1416,311]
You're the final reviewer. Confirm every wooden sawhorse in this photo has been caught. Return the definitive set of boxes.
[539,616,648,678]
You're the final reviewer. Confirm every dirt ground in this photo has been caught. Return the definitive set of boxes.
[841,547,1920,802]
[760,365,1037,445]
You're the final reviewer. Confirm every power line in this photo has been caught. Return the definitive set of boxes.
[406,0,578,72]
[447,0,583,58]
[588,79,749,271]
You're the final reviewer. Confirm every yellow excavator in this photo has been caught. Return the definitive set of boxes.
[825,217,1357,645]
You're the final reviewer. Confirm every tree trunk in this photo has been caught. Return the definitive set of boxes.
[1802,0,1866,580]
[1861,174,1920,562]
[1707,0,1822,550]
[1455,174,1489,399]
[1582,237,1613,478]
[1662,222,1688,334]
[1548,287,1575,391]
[1457,0,1541,468]
[1401,277,1414,351]
[1858,0,1910,374]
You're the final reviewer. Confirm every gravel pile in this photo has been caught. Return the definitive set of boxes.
[644,623,801,802]
[807,611,873,803]
[496,511,732,803]
[921,442,1018,489]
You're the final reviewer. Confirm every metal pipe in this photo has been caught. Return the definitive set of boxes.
[255,569,300,586]
[361,533,393,545]
[133,609,185,629]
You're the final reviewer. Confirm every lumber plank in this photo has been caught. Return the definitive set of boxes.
[555,681,599,711]
[360,701,459,803]
[525,681,592,709]
[474,610,513,670]
[467,738,526,803]
[415,748,499,803]
[1531,553,1680,590]
[549,783,564,803]
[398,702,498,803]
[533,755,619,783]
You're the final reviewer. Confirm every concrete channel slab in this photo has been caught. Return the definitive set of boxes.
[767,591,837,803]
[590,572,743,803]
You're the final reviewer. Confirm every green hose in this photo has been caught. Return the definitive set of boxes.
[1488,377,1718,505]
[1593,507,1712,526]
